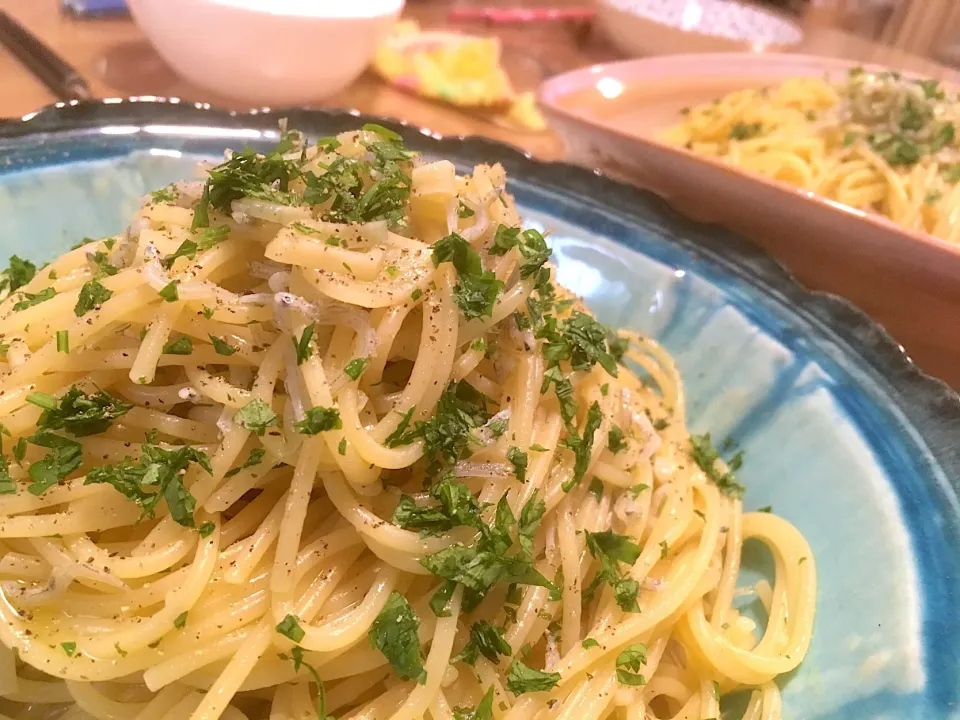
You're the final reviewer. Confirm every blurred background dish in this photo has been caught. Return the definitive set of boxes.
[538,52,960,387]
[596,0,803,57]
[125,0,405,105]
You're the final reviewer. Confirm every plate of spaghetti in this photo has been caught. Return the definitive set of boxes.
[0,101,956,720]
[539,52,960,389]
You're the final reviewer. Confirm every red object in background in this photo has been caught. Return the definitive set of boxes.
[447,6,594,24]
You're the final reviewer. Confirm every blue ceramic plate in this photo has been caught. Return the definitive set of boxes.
[0,101,958,719]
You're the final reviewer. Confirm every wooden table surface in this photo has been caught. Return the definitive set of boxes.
[2,0,960,386]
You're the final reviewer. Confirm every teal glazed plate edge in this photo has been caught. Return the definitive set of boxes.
[1,100,959,719]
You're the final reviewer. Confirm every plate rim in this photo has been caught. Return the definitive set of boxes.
[0,96,957,464]
[536,52,960,266]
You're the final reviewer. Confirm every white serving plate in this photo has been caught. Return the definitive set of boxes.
[538,52,960,387]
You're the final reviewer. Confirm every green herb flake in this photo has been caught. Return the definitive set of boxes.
[582,638,600,649]
[293,323,315,365]
[505,659,561,696]
[74,280,113,316]
[61,642,77,657]
[162,336,193,355]
[369,591,426,683]
[690,433,745,498]
[34,386,132,437]
[174,612,188,629]
[234,399,278,436]
[84,444,211,527]
[452,687,494,720]
[56,330,69,354]
[209,334,237,356]
[452,620,512,666]
[13,288,56,312]
[344,357,371,381]
[608,425,627,454]
[616,643,648,686]
[506,446,528,482]
[198,521,216,538]
[295,406,342,435]
[0,255,37,293]
[338,438,347,455]
[560,401,603,492]
[158,281,179,303]
[276,614,306,643]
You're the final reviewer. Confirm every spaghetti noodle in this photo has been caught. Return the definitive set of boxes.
[0,126,815,720]
[663,68,960,242]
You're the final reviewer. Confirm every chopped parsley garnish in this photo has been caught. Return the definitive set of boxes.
[432,233,503,319]
[505,659,560,696]
[608,425,627,454]
[276,614,305,643]
[369,591,426,684]
[338,438,347,455]
[303,129,414,227]
[690,433,745,498]
[457,201,475,218]
[453,687,494,720]
[174,612,188,629]
[540,312,619,378]
[56,330,69,354]
[61,641,77,657]
[0,255,36,294]
[12,438,26,463]
[198,521,216,538]
[158,281,179,302]
[517,491,545,559]
[234,399,278,436]
[420,530,555,613]
[393,472,482,536]
[560,401,603,491]
[224,447,265,478]
[34,386,132,437]
[943,164,960,183]
[343,357,370,381]
[582,638,600,649]
[589,477,604,501]
[0,457,16,495]
[74,280,112,316]
[202,147,301,217]
[160,240,198,270]
[84,444,211,526]
[452,620,512,666]
[729,122,763,140]
[149,186,178,203]
[162,336,193,355]
[616,643,648,686]
[583,529,642,612]
[88,251,118,277]
[293,323,315,365]
[208,334,237,356]
[506,446,527,482]
[294,406,342,435]
[13,287,55,311]
[386,381,490,468]
[26,431,82,495]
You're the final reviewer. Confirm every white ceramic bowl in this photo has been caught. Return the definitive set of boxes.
[596,0,802,57]
[127,0,404,105]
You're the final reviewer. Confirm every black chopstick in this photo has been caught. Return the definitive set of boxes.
[0,10,91,101]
